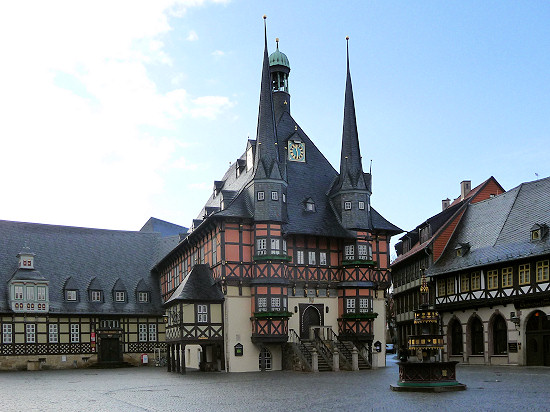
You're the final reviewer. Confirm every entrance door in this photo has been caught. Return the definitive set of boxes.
[299,304,323,339]
[526,310,550,366]
[100,337,121,363]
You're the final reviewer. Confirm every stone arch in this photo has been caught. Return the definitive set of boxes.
[467,314,484,356]
[447,316,463,356]
[525,310,550,366]
[488,312,508,356]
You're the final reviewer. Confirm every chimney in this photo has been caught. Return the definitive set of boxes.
[460,180,471,200]
[442,198,451,211]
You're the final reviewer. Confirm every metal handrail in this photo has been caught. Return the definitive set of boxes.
[289,329,312,363]
[328,329,353,362]
[314,335,333,365]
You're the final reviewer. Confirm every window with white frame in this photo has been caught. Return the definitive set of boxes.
[91,290,102,302]
[14,285,23,300]
[2,324,12,344]
[257,297,267,312]
[308,251,316,265]
[66,290,77,301]
[320,252,327,266]
[26,286,35,301]
[26,324,35,343]
[149,324,157,342]
[257,191,265,201]
[359,298,369,313]
[37,286,46,301]
[271,297,281,311]
[197,304,208,323]
[70,324,80,343]
[358,244,371,260]
[345,245,355,260]
[282,239,287,254]
[138,292,150,303]
[139,324,148,342]
[115,291,125,302]
[346,298,356,313]
[257,238,267,255]
[271,238,281,255]
[358,201,365,210]
[271,191,278,201]
[48,324,58,343]
[344,201,352,210]
[296,250,304,264]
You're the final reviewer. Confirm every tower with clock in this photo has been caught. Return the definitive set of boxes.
[156,18,402,374]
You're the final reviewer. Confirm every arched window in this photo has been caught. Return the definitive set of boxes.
[259,347,272,371]
[470,317,484,355]
[450,319,463,355]
[492,315,508,355]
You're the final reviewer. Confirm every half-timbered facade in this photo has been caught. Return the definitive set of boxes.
[154,22,401,373]
[428,176,550,366]
[0,218,185,370]
[391,177,505,351]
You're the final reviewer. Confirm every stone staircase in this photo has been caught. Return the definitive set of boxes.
[301,340,332,371]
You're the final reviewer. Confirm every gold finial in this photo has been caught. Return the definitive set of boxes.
[346,36,349,41]
[276,37,279,49]
[263,15,267,20]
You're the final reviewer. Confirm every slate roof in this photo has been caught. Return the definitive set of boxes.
[140,217,187,238]
[185,40,401,240]
[165,264,224,304]
[392,177,498,266]
[0,220,180,315]
[428,176,550,276]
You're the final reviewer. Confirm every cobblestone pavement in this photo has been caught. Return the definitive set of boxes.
[1,357,549,412]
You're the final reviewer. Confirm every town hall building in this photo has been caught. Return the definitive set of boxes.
[0,20,401,372]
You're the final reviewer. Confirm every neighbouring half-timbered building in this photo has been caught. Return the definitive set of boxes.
[427,176,550,366]
[391,177,505,351]
[154,22,401,373]
[0,218,185,370]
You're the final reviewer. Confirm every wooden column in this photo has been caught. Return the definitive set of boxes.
[167,344,172,372]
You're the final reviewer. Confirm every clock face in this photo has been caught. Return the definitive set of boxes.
[288,142,305,162]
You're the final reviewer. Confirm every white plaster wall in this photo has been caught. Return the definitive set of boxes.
[287,296,339,336]
[441,304,525,366]
[224,286,267,372]
[372,295,386,368]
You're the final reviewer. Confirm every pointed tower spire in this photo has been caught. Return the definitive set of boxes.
[339,36,365,189]
[254,15,279,176]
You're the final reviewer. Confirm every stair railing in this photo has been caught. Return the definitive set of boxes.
[289,329,312,366]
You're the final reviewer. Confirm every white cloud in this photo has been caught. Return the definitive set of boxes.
[191,96,235,119]
[188,182,211,190]
[212,50,225,57]
[0,0,233,230]
[187,30,199,41]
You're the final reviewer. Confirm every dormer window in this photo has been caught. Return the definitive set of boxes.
[66,290,77,301]
[419,225,431,243]
[90,290,102,302]
[257,191,265,201]
[455,242,470,257]
[358,201,365,210]
[531,224,548,241]
[344,201,352,210]
[115,291,126,302]
[304,197,316,212]
[14,286,23,300]
[271,191,279,201]
[138,292,150,303]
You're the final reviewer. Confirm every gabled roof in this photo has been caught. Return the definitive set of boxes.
[0,220,179,314]
[428,176,550,276]
[392,177,502,266]
[165,264,224,304]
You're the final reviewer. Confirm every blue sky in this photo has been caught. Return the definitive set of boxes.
[1,1,549,254]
